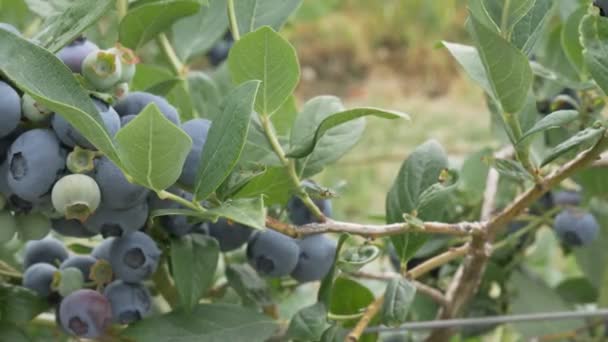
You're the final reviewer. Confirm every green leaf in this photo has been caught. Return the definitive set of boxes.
[173,0,228,61]
[519,110,578,143]
[171,235,219,311]
[228,26,300,115]
[318,234,349,306]
[555,277,598,304]
[226,264,273,307]
[329,277,374,320]
[574,199,608,289]
[116,104,192,191]
[510,0,552,54]
[468,12,533,113]
[232,0,302,36]
[540,125,606,167]
[575,167,608,197]
[561,7,586,74]
[122,303,277,341]
[25,0,74,18]
[0,322,29,342]
[0,284,49,324]
[287,302,328,341]
[337,244,381,273]
[194,81,260,200]
[32,0,113,52]
[271,95,298,136]
[441,42,495,102]
[482,0,535,34]
[459,148,492,203]
[490,158,533,182]
[207,197,266,230]
[510,270,582,338]
[381,278,417,327]
[188,71,223,120]
[119,0,201,49]
[288,101,409,158]
[234,167,293,205]
[581,12,608,95]
[240,118,283,168]
[0,30,121,165]
[386,140,449,263]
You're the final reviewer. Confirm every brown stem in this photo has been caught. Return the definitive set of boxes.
[345,295,385,342]
[406,245,470,279]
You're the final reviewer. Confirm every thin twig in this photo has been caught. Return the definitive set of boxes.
[156,33,184,76]
[406,245,470,279]
[227,0,241,41]
[346,295,385,342]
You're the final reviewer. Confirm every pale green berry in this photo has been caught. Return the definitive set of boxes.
[22,93,52,122]
[52,174,101,222]
[107,45,138,83]
[52,267,84,297]
[81,50,122,91]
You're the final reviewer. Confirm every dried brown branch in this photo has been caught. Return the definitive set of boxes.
[346,295,385,342]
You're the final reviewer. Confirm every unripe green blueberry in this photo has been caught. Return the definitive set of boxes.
[107,45,139,83]
[81,50,122,91]
[0,210,17,243]
[113,82,129,100]
[52,174,101,222]
[16,213,51,241]
[66,147,97,174]
[22,93,52,123]
[52,266,84,297]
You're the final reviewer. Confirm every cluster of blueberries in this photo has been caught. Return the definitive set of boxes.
[0,24,338,339]
[550,190,599,246]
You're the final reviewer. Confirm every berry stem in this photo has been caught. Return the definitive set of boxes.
[227,0,241,41]
[503,111,540,182]
[156,34,184,76]
[116,0,128,20]
[157,190,202,212]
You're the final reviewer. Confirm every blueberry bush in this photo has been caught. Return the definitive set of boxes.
[2,0,608,341]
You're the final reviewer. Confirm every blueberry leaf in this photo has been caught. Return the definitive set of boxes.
[206,197,266,230]
[0,284,49,324]
[287,303,328,341]
[518,110,579,143]
[171,235,219,311]
[541,125,606,167]
[381,278,417,327]
[188,71,223,120]
[119,0,201,49]
[194,80,260,201]
[228,26,300,115]
[115,103,193,191]
[226,264,273,307]
[0,30,121,166]
[32,0,113,52]
[581,12,608,96]
[173,0,228,61]
[122,303,277,341]
[232,0,302,36]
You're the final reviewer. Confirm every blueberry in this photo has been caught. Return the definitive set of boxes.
[553,190,582,207]
[23,263,57,297]
[109,231,160,283]
[103,280,151,324]
[7,129,65,202]
[207,34,233,66]
[91,237,115,261]
[554,209,600,246]
[106,46,138,83]
[287,196,332,225]
[81,49,123,91]
[0,23,20,35]
[120,114,137,127]
[207,218,253,252]
[60,255,97,282]
[53,98,120,150]
[56,37,99,74]
[114,91,180,125]
[93,156,149,210]
[85,201,149,237]
[22,237,69,269]
[16,213,51,241]
[246,229,300,277]
[291,235,336,282]
[595,0,608,17]
[0,81,21,138]
[51,217,97,238]
[0,210,17,243]
[148,188,200,236]
[59,289,112,338]
[179,118,211,188]
[51,174,101,222]
[22,93,52,123]
[113,82,129,100]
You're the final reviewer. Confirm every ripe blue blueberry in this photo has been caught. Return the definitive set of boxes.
[52,98,120,150]
[594,0,608,17]
[59,289,112,339]
[287,196,333,225]
[0,23,19,35]
[207,218,253,252]
[553,190,582,207]
[23,237,69,269]
[23,263,57,297]
[7,129,65,202]
[120,114,137,127]
[51,217,97,238]
[554,209,600,246]
[179,118,211,188]
[207,32,233,66]
[0,81,21,138]
[291,235,336,283]
[85,201,149,237]
[109,231,160,283]
[60,255,97,282]
[246,229,300,277]
[93,156,149,210]
[56,37,99,74]
[91,237,115,261]
[103,280,151,324]
[81,49,122,91]
[51,174,101,222]
[114,91,180,125]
